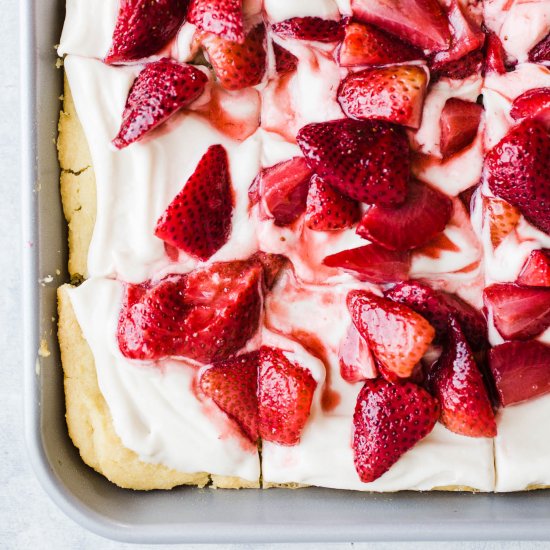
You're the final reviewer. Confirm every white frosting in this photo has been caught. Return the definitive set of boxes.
[264,0,340,22]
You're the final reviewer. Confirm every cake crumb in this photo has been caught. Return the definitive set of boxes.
[38,339,51,358]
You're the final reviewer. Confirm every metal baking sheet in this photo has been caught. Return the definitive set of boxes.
[20,0,550,542]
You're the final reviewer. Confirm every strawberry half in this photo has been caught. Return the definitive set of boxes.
[305,175,361,231]
[202,24,266,91]
[112,59,207,149]
[483,196,520,249]
[323,244,411,284]
[517,249,550,287]
[258,347,317,445]
[297,119,410,206]
[347,291,435,378]
[187,0,244,43]
[339,323,378,383]
[485,31,507,75]
[105,0,188,64]
[155,144,233,261]
[439,98,483,159]
[273,43,298,74]
[353,378,439,483]
[510,88,550,125]
[271,17,344,43]
[485,118,550,235]
[529,32,550,64]
[338,65,428,129]
[483,283,550,341]
[338,21,423,68]
[488,340,550,406]
[356,179,453,251]
[427,317,496,437]
[200,351,259,442]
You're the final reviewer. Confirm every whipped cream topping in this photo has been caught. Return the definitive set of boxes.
[264,0,340,23]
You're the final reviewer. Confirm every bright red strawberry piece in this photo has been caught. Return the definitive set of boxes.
[323,244,411,283]
[305,175,361,231]
[488,340,550,406]
[338,65,428,129]
[273,43,298,74]
[297,119,410,206]
[271,17,344,43]
[351,0,451,52]
[339,323,377,383]
[353,378,439,483]
[439,98,483,159]
[529,32,550,64]
[517,249,550,287]
[251,251,289,289]
[385,280,488,351]
[187,0,244,43]
[356,179,452,251]
[427,317,496,437]
[485,31,507,74]
[105,0,188,64]
[258,347,317,445]
[483,196,520,249]
[112,59,207,149]
[483,283,550,341]
[510,88,550,125]
[155,145,233,260]
[202,24,266,91]
[200,351,259,442]
[338,21,423,67]
[485,118,550,235]
[430,48,484,81]
[347,291,435,378]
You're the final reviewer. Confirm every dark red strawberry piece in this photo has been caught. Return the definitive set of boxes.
[258,347,317,445]
[339,323,378,383]
[430,48,484,81]
[337,65,428,129]
[297,119,410,206]
[273,43,298,74]
[251,251,290,289]
[439,98,483,159]
[112,59,207,149]
[202,24,266,91]
[105,0,188,64]
[271,17,344,43]
[155,144,233,261]
[323,244,411,283]
[356,180,452,251]
[347,290,435,378]
[529,32,550,64]
[338,21,423,67]
[353,378,439,483]
[483,283,550,341]
[200,351,259,442]
[385,280,488,351]
[510,88,550,125]
[485,118,550,235]
[517,249,550,287]
[459,183,478,211]
[305,175,361,231]
[187,0,244,43]
[488,340,550,406]
[485,31,507,74]
[427,317,496,437]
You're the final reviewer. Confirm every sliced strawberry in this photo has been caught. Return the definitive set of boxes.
[439,98,483,159]
[105,0,188,64]
[351,0,451,52]
[305,175,361,231]
[112,59,207,149]
[202,24,266,91]
[338,21,423,68]
[485,31,507,75]
[297,119,410,206]
[485,118,550,235]
[528,32,550,64]
[323,244,411,283]
[338,65,428,129]
[459,184,478,211]
[273,43,298,74]
[517,249,550,287]
[430,48,484,81]
[271,17,344,43]
[427,317,496,437]
[258,347,317,445]
[347,290,435,378]
[385,280,488,351]
[200,351,259,442]
[251,251,290,289]
[510,88,550,125]
[339,323,377,383]
[356,180,452,251]
[483,196,520,249]
[488,340,550,406]
[155,144,233,260]
[353,378,439,483]
[187,0,244,43]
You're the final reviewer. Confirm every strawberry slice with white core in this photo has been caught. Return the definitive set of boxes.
[155,144,233,261]
[187,0,245,43]
[347,290,435,378]
[529,32,550,64]
[488,340,550,407]
[271,17,344,43]
[105,0,188,64]
[510,88,550,125]
[428,317,496,438]
[112,59,207,149]
[297,119,410,207]
[356,180,453,251]
[439,98,483,159]
[353,378,439,483]
[483,196,521,249]
[339,323,377,383]
[517,249,550,287]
